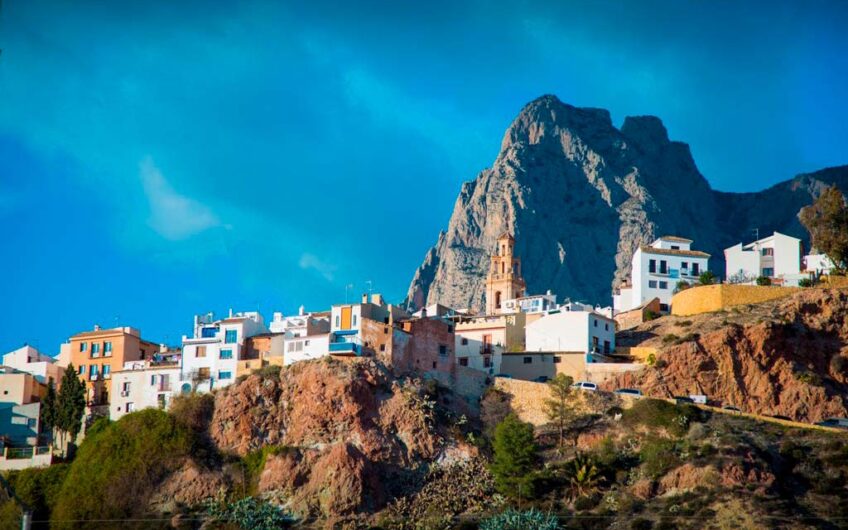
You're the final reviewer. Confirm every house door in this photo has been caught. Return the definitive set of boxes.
[341,307,352,330]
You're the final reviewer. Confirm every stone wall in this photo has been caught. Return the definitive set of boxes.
[492,378,553,426]
[616,346,658,364]
[615,298,662,330]
[671,284,798,316]
[586,362,644,385]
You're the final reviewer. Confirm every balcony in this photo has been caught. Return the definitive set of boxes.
[329,341,361,355]
[480,346,493,355]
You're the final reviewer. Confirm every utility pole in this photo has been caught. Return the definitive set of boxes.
[344,284,354,304]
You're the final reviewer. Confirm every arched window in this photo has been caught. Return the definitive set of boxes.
[495,291,502,308]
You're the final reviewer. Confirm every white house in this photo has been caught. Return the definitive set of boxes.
[499,291,558,315]
[454,313,526,375]
[614,236,710,314]
[180,311,268,392]
[329,294,407,356]
[269,307,331,337]
[804,253,837,275]
[283,333,330,365]
[1,345,64,386]
[525,310,616,355]
[725,231,801,283]
[111,359,182,420]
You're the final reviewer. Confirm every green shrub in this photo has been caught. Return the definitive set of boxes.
[489,414,538,498]
[795,371,822,386]
[675,320,693,327]
[6,464,69,522]
[479,508,559,530]
[798,278,813,287]
[205,496,295,529]
[631,518,653,530]
[640,437,679,478]
[756,276,772,286]
[238,445,293,496]
[662,334,679,345]
[622,399,700,437]
[253,364,282,380]
[698,271,716,285]
[51,409,194,529]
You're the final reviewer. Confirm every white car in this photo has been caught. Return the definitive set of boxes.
[571,381,598,391]
[614,388,643,398]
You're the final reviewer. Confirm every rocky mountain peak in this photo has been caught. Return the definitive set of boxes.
[406,95,848,313]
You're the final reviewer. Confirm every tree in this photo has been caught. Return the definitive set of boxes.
[800,185,848,273]
[490,414,537,499]
[40,381,57,442]
[756,276,772,286]
[564,453,603,501]
[544,374,574,450]
[55,363,86,454]
[698,271,716,285]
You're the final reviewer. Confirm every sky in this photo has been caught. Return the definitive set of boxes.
[1,0,847,353]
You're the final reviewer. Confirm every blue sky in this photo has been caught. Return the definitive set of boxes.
[1,0,847,353]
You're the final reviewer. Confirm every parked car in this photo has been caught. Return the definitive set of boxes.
[571,381,598,391]
[815,418,848,430]
[673,396,694,405]
[614,388,643,398]
[494,373,513,379]
[532,375,550,383]
[722,405,742,412]
[689,394,708,405]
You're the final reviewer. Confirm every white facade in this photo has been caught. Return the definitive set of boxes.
[111,361,181,420]
[804,253,836,275]
[269,308,330,337]
[180,311,268,392]
[525,311,615,354]
[1,346,64,385]
[454,313,526,375]
[499,292,558,314]
[725,231,801,283]
[283,333,330,365]
[615,236,710,314]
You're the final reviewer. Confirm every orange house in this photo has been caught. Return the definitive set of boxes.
[66,326,160,406]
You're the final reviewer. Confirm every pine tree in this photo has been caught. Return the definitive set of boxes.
[40,380,57,442]
[800,185,848,273]
[56,363,86,453]
[490,414,537,498]
[544,373,574,450]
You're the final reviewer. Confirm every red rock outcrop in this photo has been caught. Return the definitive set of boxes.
[609,289,848,422]
[208,357,472,520]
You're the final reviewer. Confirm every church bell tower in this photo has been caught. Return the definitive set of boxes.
[485,233,526,314]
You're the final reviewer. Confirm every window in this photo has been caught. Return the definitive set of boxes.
[461,338,468,345]
[660,303,669,312]
[102,365,111,378]
[762,248,774,256]
[692,263,700,275]
[193,346,205,358]
[660,260,668,274]
[198,367,211,379]
[439,345,447,357]
[91,343,101,357]
[218,370,232,380]
[648,280,657,288]
[605,323,609,331]
[523,356,532,364]
[126,402,135,413]
[157,394,166,409]
[448,326,453,333]
[352,315,357,326]
[763,267,774,277]
[553,356,561,364]
[379,344,386,352]
[432,361,437,369]
[483,356,492,368]
[459,357,468,367]
[594,319,598,327]
[201,327,217,338]
[220,349,233,360]
[681,261,688,270]
[649,259,656,273]
[383,327,388,334]
[305,340,310,346]
[592,336,599,351]
[78,365,85,375]
[225,330,237,344]
[604,341,611,354]
[89,365,99,378]
[79,342,88,353]
[659,281,668,289]
[671,245,680,250]
[104,341,113,355]
[122,381,131,393]
[335,316,340,327]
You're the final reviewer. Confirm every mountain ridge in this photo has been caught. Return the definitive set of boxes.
[406,95,848,311]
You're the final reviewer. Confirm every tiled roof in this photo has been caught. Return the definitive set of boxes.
[657,235,693,243]
[641,246,710,258]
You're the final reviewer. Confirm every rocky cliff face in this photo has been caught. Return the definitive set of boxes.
[406,95,848,311]
[610,288,848,422]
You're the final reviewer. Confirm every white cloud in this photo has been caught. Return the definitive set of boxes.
[298,252,336,282]
[140,156,220,240]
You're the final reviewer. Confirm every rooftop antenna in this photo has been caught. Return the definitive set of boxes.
[365,280,373,297]
[344,283,354,304]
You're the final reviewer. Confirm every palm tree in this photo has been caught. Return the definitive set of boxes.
[565,453,603,501]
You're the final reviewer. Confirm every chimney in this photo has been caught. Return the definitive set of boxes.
[94,324,101,331]
[362,293,369,304]
[228,308,233,318]
[421,306,428,318]
[372,293,383,306]
[299,305,305,316]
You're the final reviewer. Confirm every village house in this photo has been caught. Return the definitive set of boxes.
[525,310,616,356]
[328,294,407,358]
[454,313,526,375]
[180,311,268,392]
[110,351,182,420]
[0,367,45,447]
[1,345,64,386]
[393,316,456,379]
[614,236,710,314]
[804,253,837,276]
[66,325,161,408]
[724,231,802,284]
